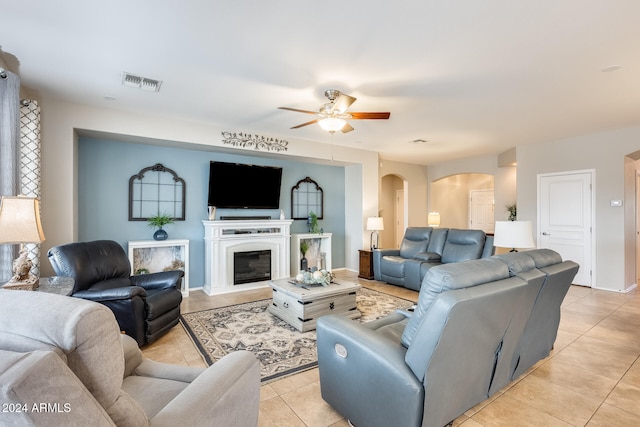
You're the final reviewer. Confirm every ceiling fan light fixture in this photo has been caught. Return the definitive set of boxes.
[318,117,347,132]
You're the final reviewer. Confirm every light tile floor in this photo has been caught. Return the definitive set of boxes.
[142,270,640,427]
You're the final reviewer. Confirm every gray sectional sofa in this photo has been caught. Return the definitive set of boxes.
[317,249,578,427]
[373,227,495,290]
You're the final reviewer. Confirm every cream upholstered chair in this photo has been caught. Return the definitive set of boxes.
[0,289,260,427]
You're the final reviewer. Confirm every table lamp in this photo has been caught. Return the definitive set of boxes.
[493,220,535,252]
[367,217,384,250]
[428,212,441,227]
[0,196,46,290]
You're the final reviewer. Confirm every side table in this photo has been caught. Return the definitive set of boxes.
[358,249,374,280]
[37,276,75,296]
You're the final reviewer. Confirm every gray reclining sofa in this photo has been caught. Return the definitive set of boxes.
[317,249,578,427]
[373,227,495,290]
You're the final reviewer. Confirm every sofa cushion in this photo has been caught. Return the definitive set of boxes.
[399,239,428,259]
[0,350,114,427]
[379,256,407,278]
[413,251,441,261]
[441,229,486,263]
[492,252,536,276]
[523,249,563,268]
[426,228,448,255]
[399,227,432,258]
[401,258,509,347]
[122,376,190,419]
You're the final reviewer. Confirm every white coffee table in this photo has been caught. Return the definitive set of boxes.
[267,277,361,332]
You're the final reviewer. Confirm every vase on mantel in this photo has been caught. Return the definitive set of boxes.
[300,256,308,272]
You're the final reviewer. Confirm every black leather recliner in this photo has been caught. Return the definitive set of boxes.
[47,240,183,346]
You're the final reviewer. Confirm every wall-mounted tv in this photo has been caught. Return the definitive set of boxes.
[208,161,283,209]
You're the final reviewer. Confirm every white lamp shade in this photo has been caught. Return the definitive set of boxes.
[0,196,46,244]
[428,212,440,227]
[493,220,535,249]
[366,217,384,231]
[318,117,347,132]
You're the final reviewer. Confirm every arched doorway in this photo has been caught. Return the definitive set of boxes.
[624,150,640,288]
[380,174,407,248]
[431,173,495,231]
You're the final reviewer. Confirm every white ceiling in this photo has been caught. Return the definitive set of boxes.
[2,0,640,165]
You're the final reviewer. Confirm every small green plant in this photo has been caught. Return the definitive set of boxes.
[506,204,517,221]
[308,211,320,233]
[147,213,174,229]
[300,240,310,257]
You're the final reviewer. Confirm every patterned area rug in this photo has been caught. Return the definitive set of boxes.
[180,287,415,382]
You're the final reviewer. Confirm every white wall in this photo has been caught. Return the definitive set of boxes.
[431,173,494,229]
[517,126,640,292]
[379,159,429,227]
[380,174,404,248]
[39,97,379,276]
[427,154,516,225]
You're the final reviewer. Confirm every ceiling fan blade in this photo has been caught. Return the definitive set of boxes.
[278,107,317,115]
[341,123,355,133]
[291,119,318,129]
[331,93,357,114]
[349,112,391,120]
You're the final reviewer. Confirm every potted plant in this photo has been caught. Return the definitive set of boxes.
[506,203,517,221]
[308,211,321,234]
[300,240,310,271]
[148,213,174,240]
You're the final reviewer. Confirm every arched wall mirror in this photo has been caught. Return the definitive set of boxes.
[129,163,186,221]
[291,176,323,219]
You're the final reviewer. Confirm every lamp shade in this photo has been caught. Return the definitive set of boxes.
[0,196,46,244]
[318,117,347,133]
[428,212,441,227]
[366,217,384,231]
[493,220,535,250]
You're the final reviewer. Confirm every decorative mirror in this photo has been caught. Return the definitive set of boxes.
[129,163,186,221]
[291,176,323,219]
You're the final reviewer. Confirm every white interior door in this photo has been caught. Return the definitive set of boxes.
[469,189,495,233]
[538,170,593,287]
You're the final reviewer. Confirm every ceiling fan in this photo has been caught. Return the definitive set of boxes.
[278,89,390,133]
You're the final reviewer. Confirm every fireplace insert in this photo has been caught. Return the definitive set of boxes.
[233,250,271,285]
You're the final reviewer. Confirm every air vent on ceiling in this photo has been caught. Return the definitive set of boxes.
[122,72,162,92]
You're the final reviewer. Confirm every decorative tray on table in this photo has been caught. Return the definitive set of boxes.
[291,270,334,287]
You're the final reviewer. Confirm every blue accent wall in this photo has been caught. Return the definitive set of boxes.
[77,137,346,289]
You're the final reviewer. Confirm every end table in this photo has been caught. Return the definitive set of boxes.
[358,249,375,280]
[37,276,75,296]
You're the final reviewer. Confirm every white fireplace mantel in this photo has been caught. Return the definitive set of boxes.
[202,219,294,295]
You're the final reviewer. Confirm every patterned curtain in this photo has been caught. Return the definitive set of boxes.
[20,100,42,275]
[0,70,20,282]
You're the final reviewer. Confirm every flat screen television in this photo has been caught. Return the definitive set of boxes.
[208,161,283,209]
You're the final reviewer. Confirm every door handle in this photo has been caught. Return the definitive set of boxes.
[542,232,550,236]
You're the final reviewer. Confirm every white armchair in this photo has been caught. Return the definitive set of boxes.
[0,289,260,427]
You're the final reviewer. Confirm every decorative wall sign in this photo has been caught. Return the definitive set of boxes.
[221,131,288,152]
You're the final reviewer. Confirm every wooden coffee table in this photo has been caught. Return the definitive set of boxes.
[267,277,361,332]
